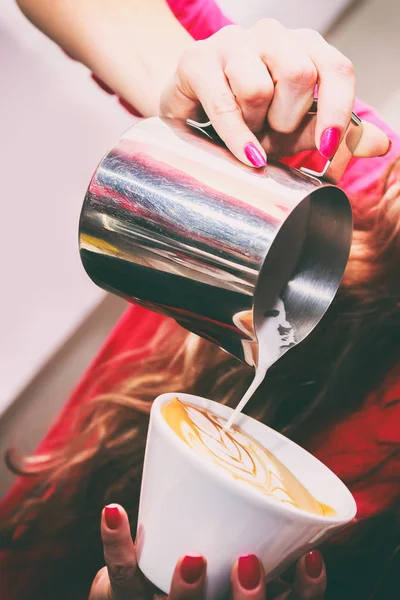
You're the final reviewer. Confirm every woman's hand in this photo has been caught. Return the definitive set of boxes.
[160,20,390,167]
[89,503,327,599]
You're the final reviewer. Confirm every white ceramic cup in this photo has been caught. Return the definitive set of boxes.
[136,393,357,599]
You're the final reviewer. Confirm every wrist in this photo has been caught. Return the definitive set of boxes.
[77,2,193,117]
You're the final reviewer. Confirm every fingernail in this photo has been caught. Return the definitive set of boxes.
[380,139,392,157]
[319,127,341,159]
[238,554,262,590]
[305,550,323,579]
[244,143,267,168]
[91,74,115,95]
[180,554,206,584]
[104,504,122,530]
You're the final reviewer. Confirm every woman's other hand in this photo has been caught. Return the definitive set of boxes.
[89,503,207,600]
[160,20,390,167]
[89,503,326,599]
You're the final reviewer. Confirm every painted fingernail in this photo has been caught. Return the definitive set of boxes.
[238,554,262,590]
[244,143,267,168]
[305,550,323,579]
[91,74,115,95]
[319,127,341,159]
[104,504,122,530]
[380,139,392,157]
[180,554,206,584]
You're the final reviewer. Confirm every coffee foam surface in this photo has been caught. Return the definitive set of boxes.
[162,398,332,516]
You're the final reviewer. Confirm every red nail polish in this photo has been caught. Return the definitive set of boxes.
[238,554,262,590]
[119,98,141,117]
[244,143,267,168]
[104,505,122,530]
[319,127,341,159]
[180,554,205,584]
[305,550,323,579]
[91,74,115,95]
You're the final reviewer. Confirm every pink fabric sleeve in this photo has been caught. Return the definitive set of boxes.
[166,0,232,40]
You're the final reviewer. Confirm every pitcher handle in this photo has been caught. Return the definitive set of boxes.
[186,99,363,184]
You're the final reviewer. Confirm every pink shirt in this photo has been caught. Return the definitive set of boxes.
[167,0,231,39]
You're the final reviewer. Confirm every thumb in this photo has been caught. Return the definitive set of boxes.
[351,121,391,158]
[260,117,391,159]
[101,503,140,600]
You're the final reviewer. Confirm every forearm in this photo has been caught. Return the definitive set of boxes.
[16,0,193,116]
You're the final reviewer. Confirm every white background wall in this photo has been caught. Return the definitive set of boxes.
[0,3,133,414]
[217,0,353,31]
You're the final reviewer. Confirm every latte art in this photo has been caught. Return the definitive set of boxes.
[163,398,333,516]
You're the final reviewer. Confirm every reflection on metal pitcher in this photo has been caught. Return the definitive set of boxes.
[79,116,353,366]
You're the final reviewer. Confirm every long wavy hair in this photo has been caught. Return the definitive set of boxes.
[1,158,400,600]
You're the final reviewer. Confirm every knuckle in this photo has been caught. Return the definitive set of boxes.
[108,562,136,584]
[209,90,240,116]
[257,17,282,32]
[177,52,193,81]
[295,27,324,43]
[281,64,317,89]
[103,535,123,553]
[277,124,299,134]
[177,41,206,79]
[240,85,272,106]
[271,118,299,134]
[215,24,242,41]
[223,59,236,80]
[330,55,355,78]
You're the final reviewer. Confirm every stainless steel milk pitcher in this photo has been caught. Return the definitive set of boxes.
[79,107,360,366]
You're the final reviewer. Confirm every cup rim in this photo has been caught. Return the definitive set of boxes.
[152,392,357,526]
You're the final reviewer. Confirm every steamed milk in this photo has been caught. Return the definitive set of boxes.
[225,297,295,431]
[163,398,333,516]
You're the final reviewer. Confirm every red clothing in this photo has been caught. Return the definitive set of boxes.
[1,1,399,599]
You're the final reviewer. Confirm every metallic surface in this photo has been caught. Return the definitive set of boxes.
[79,117,353,366]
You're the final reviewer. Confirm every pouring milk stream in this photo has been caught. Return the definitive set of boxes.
[225,297,295,430]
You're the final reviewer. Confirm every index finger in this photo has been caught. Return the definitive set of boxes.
[289,551,327,599]
[231,554,266,600]
[101,504,140,600]
[172,50,267,168]
[168,554,207,600]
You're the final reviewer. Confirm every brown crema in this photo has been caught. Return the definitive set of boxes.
[162,398,334,516]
